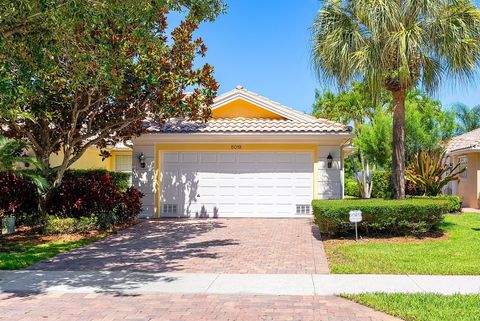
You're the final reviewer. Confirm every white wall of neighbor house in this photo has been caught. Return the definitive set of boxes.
[132,138,347,218]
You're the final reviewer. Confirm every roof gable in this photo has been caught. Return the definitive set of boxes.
[211,86,316,122]
[212,98,286,119]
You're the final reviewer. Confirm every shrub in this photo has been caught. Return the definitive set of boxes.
[0,172,38,225]
[344,171,391,199]
[0,169,142,229]
[48,171,123,219]
[407,150,465,196]
[44,215,97,234]
[312,198,451,236]
[411,195,461,213]
[371,171,391,199]
[345,178,360,197]
[67,169,131,192]
[118,187,144,223]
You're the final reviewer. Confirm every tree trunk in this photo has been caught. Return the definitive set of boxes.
[391,90,406,199]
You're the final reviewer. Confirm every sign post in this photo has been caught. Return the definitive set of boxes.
[349,210,362,241]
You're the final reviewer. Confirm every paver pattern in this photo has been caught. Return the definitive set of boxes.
[0,293,401,321]
[28,218,329,274]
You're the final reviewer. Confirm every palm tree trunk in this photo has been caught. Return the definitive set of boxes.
[391,90,406,199]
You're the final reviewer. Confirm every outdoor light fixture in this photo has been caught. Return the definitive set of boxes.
[327,153,333,169]
[138,153,146,168]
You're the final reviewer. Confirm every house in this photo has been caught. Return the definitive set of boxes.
[446,128,480,209]
[131,86,352,218]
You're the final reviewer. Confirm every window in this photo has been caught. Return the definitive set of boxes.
[162,204,178,214]
[459,157,467,179]
[115,155,132,173]
[296,204,310,215]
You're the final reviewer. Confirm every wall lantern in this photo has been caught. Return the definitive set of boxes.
[327,153,333,169]
[138,153,146,168]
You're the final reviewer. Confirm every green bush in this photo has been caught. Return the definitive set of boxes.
[312,198,451,236]
[371,171,391,198]
[345,178,360,197]
[344,171,391,199]
[44,216,97,234]
[411,195,461,213]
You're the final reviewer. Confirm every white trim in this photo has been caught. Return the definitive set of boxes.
[211,87,317,122]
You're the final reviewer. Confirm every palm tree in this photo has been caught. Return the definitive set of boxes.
[0,136,48,192]
[452,103,480,134]
[311,0,480,199]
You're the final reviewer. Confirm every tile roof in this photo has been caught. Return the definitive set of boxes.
[145,117,351,134]
[446,128,480,152]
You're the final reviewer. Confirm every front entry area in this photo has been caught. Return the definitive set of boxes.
[160,151,314,218]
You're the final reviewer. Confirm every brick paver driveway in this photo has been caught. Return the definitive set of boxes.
[29,218,330,274]
[0,293,401,321]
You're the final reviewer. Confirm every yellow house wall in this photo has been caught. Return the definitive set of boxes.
[49,148,132,172]
[456,153,480,208]
[211,99,286,119]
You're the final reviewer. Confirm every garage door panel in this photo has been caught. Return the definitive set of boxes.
[161,151,314,217]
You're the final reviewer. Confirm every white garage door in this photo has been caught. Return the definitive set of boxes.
[160,151,314,218]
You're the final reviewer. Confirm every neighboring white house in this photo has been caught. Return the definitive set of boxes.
[131,86,353,218]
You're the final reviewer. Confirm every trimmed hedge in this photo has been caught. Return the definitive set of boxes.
[411,195,461,213]
[312,198,451,236]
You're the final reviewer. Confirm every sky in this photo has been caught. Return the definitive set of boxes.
[173,1,480,114]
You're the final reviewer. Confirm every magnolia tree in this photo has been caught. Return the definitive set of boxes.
[0,0,224,219]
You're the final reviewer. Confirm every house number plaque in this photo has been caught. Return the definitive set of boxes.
[231,145,242,150]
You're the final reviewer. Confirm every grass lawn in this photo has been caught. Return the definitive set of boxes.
[345,293,480,321]
[0,227,105,269]
[324,213,480,274]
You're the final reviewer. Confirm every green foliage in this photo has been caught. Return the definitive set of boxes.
[356,90,456,168]
[345,293,480,321]
[312,82,379,131]
[411,195,461,213]
[371,171,391,199]
[44,216,97,235]
[0,136,48,192]
[312,198,450,236]
[404,90,456,157]
[407,150,465,196]
[344,178,360,197]
[344,171,390,199]
[451,103,480,134]
[357,111,392,169]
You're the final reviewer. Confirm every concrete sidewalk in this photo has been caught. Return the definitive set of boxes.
[1,270,480,296]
